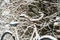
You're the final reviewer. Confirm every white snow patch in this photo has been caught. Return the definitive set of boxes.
[2,9,10,16]
[56,16,60,21]
[54,22,60,26]
[4,0,10,3]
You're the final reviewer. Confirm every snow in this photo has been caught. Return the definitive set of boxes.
[4,0,10,3]
[56,16,60,21]
[2,9,10,16]
[54,22,60,26]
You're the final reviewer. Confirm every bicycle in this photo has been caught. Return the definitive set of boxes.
[0,22,19,40]
[1,32,15,40]
[19,13,58,40]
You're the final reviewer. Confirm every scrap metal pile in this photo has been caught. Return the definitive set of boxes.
[0,0,60,40]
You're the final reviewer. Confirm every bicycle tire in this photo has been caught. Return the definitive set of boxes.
[1,32,15,40]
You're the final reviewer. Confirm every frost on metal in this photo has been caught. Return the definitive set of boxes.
[0,0,60,40]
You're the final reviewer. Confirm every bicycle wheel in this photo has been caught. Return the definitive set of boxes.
[1,32,15,40]
[40,35,57,40]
